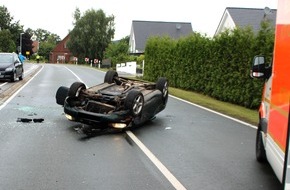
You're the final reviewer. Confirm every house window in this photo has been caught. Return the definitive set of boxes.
[64,42,67,49]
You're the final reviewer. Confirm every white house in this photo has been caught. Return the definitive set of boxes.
[215,7,277,36]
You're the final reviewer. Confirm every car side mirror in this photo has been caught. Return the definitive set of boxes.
[250,55,265,78]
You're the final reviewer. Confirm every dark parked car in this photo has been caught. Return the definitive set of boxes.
[0,52,24,82]
[55,70,168,131]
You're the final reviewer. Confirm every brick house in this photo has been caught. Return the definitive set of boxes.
[49,34,73,63]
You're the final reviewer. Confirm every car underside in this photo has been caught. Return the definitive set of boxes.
[56,70,168,131]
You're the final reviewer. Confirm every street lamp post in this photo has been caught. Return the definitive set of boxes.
[20,33,24,54]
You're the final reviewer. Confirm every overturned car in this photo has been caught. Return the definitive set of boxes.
[55,70,168,130]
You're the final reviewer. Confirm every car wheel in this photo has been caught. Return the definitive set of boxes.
[56,86,69,105]
[156,77,168,104]
[125,90,144,117]
[11,72,16,82]
[68,82,86,98]
[256,126,267,163]
[19,73,23,80]
[104,70,119,84]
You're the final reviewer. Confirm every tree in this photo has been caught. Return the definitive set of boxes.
[34,28,51,42]
[104,36,131,67]
[25,28,61,44]
[0,5,23,52]
[0,5,59,57]
[25,28,61,59]
[37,35,60,60]
[0,29,16,52]
[67,8,115,63]
[73,7,81,25]
[254,20,275,63]
[0,6,13,30]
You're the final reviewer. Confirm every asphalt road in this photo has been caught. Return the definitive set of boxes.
[0,63,282,190]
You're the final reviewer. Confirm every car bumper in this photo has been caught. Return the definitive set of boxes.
[63,98,132,128]
[0,71,13,79]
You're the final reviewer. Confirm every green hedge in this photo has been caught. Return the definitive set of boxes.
[144,22,274,109]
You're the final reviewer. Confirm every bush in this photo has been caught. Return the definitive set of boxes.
[143,21,274,109]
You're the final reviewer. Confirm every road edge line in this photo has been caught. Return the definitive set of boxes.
[169,95,257,129]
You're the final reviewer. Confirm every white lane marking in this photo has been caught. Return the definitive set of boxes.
[0,82,8,87]
[169,95,257,129]
[64,66,88,88]
[126,131,187,190]
[0,66,43,110]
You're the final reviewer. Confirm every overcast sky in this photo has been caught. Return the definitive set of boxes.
[1,0,277,40]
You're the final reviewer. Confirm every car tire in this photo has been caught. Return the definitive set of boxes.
[11,72,16,82]
[56,86,69,105]
[125,90,144,117]
[68,82,86,98]
[256,126,267,163]
[156,77,168,104]
[19,73,23,80]
[104,70,119,84]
